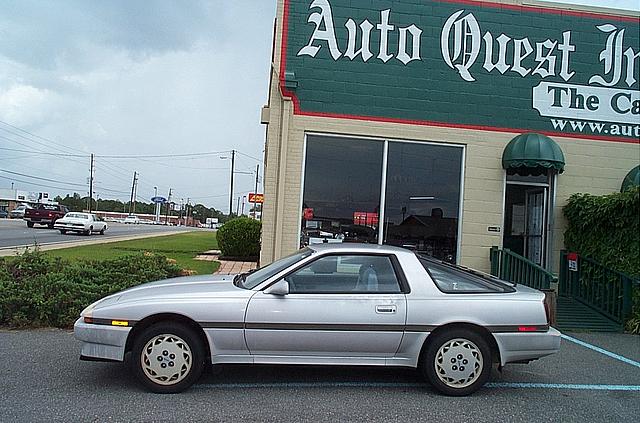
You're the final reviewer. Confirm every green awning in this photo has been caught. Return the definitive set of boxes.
[502,133,565,176]
[621,165,640,192]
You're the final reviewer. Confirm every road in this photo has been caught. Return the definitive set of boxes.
[0,218,197,250]
[0,330,638,422]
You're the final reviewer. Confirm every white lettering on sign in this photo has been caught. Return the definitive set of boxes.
[441,11,578,82]
[533,82,640,124]
[297,2,422,66]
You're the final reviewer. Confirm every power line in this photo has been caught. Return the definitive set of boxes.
[0,145,88,158]
[0,168,87,187]
[0,174,82,192]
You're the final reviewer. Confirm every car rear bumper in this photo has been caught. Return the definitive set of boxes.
[54,223,87,231]
[494,327,562,366]
[74,317,131,362]
[25,218,54,223]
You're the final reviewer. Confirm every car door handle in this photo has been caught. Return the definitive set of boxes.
[375,305,396,314]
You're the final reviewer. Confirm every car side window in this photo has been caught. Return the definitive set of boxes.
[285,254,401,294]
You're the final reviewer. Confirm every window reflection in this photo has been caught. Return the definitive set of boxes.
[383,142,462,262]
[301,136,383,246]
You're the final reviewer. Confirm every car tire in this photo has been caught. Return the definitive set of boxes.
[131,322,205,394]
[100,228,105,235]
[59,229,66,234]
[48,223,55,229]
[26,221,34,228]
[420,328,492,396]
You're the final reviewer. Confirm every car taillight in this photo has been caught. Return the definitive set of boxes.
[48,212,53,217]
[518,326,540,332]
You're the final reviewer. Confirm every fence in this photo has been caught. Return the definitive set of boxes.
[489,247,557,290]
[558,251,638,325]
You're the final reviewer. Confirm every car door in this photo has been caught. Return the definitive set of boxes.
[244,253,407,358]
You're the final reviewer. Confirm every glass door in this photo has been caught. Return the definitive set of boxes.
[524,188,547,266]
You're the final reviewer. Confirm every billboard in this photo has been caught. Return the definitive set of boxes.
[281,0,639,143]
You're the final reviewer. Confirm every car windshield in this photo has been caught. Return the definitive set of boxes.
[417,254,514,293]
[236,248,313,289]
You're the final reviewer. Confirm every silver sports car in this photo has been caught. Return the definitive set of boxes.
[74,243,560,395]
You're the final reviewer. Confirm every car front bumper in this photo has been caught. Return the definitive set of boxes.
[494,327,562,366]
[74,317,131,362]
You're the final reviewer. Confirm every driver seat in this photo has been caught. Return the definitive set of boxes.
[356,264,378,292]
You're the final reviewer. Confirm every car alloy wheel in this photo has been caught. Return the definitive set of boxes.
[421,328,491,396]
[434,338,482,389]
[141,334,192,386]
[132,322,205,393]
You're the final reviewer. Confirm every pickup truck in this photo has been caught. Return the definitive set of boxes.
[24,204,69,228]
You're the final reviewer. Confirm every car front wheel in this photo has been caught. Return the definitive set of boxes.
[421,328,492,396]
[59,229,66,234]
[131,322,205,393]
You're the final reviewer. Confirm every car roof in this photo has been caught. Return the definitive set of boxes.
[308,242,414,256]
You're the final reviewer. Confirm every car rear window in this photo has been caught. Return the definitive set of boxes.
[417,255,514,293]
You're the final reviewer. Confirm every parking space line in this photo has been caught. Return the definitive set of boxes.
[561,334,640,369]
[195,382,640,391]
[487,382,640,391]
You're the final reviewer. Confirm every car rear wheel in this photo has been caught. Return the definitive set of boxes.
[59,229,66,234]
[421,328,491,396]
[26,221,34,228]
[131,322,205,393]
[99,228,105,235]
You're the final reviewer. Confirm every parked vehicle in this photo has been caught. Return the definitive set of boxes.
[54,212,107,235]
[9,204,31,219]
[0,209,7,218]
[123,215,140,224]
[23,203,69,228]
[75,243,560,395]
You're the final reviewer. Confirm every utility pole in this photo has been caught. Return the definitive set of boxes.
[253,164,259,219]
[165,188,172,224]
[236,196,241,216]
[88,154,94,213]
[186,197,190,226]
[229,149,235,216]
[128,171,137,215]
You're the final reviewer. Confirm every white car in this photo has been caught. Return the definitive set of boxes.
[54,212,107,235]
[123,215,140,224]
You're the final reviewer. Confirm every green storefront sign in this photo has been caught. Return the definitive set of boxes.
[281,0,640,143]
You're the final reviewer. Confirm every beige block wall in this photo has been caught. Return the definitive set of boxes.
[260,0,640,272]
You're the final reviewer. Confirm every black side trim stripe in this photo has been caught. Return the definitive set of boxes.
[87,319,548,334]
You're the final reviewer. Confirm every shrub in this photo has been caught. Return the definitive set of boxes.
[0,250,182,328]
[563,187,640,333]
[216,217,261,259]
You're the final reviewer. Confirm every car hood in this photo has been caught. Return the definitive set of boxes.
[95,274,249,308]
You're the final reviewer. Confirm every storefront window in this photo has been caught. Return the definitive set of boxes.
[301,135,383,246]
[383,142,462,262]
[301,135,463,262]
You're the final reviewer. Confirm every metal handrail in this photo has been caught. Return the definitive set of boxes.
[559,251,639,324]
[489,246,556,290]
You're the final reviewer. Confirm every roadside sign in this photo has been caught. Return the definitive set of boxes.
[151,196,167,204]
[248,193,264,203]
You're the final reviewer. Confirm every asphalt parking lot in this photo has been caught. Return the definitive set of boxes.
[0,330,638,422]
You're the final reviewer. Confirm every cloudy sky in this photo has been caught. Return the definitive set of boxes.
[0,0,637,213]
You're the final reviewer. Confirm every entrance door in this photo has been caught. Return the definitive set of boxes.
[503,176,551,268]
[524,188,547,266]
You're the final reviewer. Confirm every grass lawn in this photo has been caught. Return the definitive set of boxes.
[46,231,220,274]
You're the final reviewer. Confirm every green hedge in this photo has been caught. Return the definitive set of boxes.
[0,250,182,328]
[563,187,640,332]
[216,217,261,259]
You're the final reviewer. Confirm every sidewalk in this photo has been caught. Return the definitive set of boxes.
[195,250,257,274]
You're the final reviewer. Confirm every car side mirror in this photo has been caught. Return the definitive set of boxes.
[264,279,289,296]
